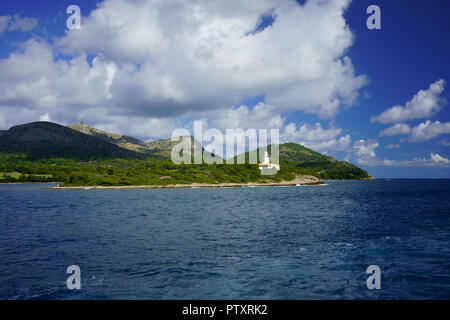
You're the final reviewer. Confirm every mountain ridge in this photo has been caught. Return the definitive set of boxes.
[68,122,150,153]
[68,121,217,159]
[0,121,140,159]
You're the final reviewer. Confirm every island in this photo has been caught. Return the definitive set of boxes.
[0,122,373,188]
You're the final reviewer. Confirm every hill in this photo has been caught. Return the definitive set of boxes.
[0,122,140,159]
[237,142,372,179]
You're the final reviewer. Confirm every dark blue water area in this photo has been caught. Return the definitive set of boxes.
[0,180,449,300]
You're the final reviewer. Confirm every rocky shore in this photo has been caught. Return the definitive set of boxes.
[45,175,323,190]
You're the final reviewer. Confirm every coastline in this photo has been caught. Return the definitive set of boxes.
[43,175,324,190]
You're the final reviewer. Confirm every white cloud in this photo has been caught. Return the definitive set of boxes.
[0,0,367,135]
[439,139,450,147]
[280,122,351,154]
[430,153,450,165]
[371,80,446,124]
[375,153,450,167]
[39,113,51,122]
[353,139,379,164]
[407,120,450,142]
[205,103,285,131]
[357,153,450,167]
[0,39,130,127]
[94,116,178,141]
[0,14,38,33]
[379,123,411,137]
[352,138,449,167]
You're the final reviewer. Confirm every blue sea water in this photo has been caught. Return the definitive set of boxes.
[0,180,449,300]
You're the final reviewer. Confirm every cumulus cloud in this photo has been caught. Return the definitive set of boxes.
[280,122,351,154]
[39,113,52,122]
[0,0,367,137]
[352,138,449,167]
[429,153,450,165]
[0,14,38,33]
[371,80,446,124]
[373,153,450,167]
[0,39,124,123]
[379,123,411,137]
[205,103,285,131]
[353,139,379,164]
[94,116,179,140]
[407,120,450,142]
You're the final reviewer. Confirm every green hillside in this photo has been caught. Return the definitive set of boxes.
[278,143,371,179]
[237,142,372,180]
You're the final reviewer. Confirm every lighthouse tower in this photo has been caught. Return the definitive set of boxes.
[263,151,270,164]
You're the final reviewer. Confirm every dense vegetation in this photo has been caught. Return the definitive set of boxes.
[0,154,296,186]
[279,143,370,179]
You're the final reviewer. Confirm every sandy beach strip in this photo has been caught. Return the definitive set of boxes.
[43,175,324,190]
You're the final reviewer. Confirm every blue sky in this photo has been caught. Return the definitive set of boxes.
[0,0,449,178]
[342,0,450,177]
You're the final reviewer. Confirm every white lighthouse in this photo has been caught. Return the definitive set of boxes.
[263,151,270,164]
[258,150,280,175]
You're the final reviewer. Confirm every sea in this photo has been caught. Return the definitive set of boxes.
[0,180,449,299]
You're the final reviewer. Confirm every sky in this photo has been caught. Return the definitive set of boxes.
[0,0,449,178]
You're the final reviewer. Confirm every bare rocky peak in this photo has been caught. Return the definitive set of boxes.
[68,122,206,157]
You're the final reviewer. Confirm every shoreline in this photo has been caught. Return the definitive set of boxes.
[43,181,324,190]
[43,175,324,190]
[1,176,379,189]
